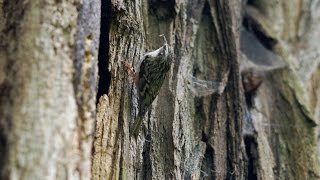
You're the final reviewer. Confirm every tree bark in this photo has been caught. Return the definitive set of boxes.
[241,0,320,179]
[0,0,100,179]
[92,0,245,179]
[0,0,319,180]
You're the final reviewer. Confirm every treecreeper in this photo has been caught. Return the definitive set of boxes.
[123,35,173,138]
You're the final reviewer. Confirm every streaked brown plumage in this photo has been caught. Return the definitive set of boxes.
[130,35,172,137]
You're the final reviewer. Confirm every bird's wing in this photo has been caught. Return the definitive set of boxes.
[138,56,167,113]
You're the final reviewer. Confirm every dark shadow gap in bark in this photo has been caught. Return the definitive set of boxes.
[244,135,258,180]
[242,17,276,50]
[0,129,7,179]
[143,133,152,179]
[201,145,214,179]
[96,0,111,104]
[201,131,208,142]
[246,0,256,6]
[242,1,276,50]
[0,81,11,179]
[245,91,257,109]
[273,133,281,179]
[149,0,176,21]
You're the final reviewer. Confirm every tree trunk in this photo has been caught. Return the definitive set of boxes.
[0,0,100,179]
[0,0,319,180]
[92,0,245,179]
[241,0,320,179]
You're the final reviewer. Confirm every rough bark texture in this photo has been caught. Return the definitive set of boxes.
[0,0,319,180]
[0,0,100,179]
[242,0,320,179]
[92,0,245,179]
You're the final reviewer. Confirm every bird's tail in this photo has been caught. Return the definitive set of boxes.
[130,114,144,138]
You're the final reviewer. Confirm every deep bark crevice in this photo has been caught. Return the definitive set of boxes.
[0,129,7,179]
[149,0,176,21]
[242,2,276,51]
[96,0,111,103]
[242,18,276,50]
[244,135,258,180]
[201,145,214,178]
[143,133,152,179]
